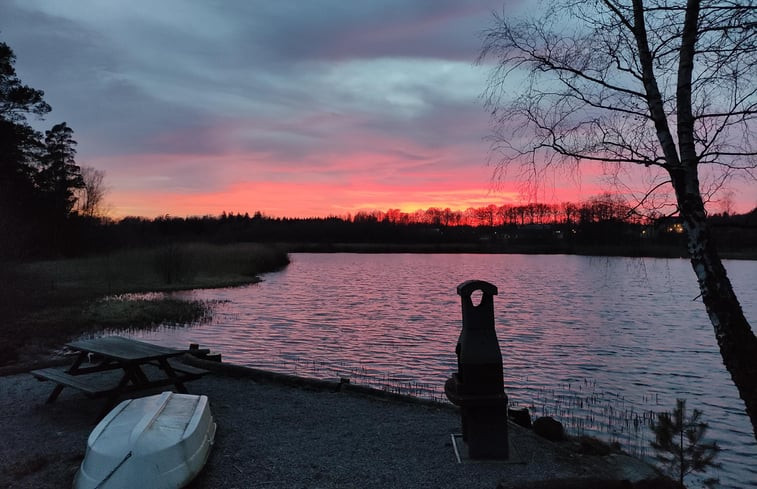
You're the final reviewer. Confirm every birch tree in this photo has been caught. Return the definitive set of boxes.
[479,0,757,439]
[75,166,108,218]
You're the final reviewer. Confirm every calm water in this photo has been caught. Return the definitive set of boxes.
[129,253,757,487]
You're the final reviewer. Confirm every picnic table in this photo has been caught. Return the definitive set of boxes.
[31,336,208,415]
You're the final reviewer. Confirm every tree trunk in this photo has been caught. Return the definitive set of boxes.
[670,166,757,441]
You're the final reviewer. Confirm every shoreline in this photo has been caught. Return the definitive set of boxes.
[1,356,668,489]
[282,242,757,260]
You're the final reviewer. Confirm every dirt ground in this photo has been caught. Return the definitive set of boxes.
[0,358,667,489]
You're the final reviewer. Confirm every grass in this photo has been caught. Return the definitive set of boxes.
[519,379,659,458]
[0,243,290,367]
[21,242,290,295]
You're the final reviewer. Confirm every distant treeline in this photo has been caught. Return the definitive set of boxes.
[10,201,751,260]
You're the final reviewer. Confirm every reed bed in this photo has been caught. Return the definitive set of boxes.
[0,243,289,366]
[515,379,659,458]
[20,242,290,297]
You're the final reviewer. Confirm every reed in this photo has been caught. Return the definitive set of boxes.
[282,356,445,401]
[0,243,289,366]
[20,242,290,297]
[515,379,659,458]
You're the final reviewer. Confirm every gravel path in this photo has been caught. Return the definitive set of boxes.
[0,363,659,489]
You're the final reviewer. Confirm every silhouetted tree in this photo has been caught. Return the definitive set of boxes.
[0,42,50,123]
[474,204,499,227]
[561,202,580,226]
[75,166,108,218]
[0,41,51,257]
[39,122,84,219]
[480,1,757,439]
[0,40,98,257]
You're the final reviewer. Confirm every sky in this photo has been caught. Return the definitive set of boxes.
[1,0,755,218]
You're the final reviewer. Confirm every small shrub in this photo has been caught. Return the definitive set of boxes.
[650,399,720,488]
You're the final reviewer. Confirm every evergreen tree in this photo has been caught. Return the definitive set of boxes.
[0,40,50,185]
[0,42,50,122]
[651,399,721,488]
[0,41,50,258]
[39,122,84,218]
[0,40,91,257]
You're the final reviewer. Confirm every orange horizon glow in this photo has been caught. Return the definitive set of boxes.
[91,138,755,221]
[106,181,522,219]
[100,159,755,220]
[102,159,610,220]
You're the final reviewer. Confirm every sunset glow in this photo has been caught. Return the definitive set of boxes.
[2,1,754,218]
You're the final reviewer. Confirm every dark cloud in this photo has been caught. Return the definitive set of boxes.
[0,3,217,155]
[194,0,514,63]
[0,0,532,216]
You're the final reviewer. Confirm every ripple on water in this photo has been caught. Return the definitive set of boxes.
[132,254,757,489]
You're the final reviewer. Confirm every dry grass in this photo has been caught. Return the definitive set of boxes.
[21,242,289,296]
[0,243,289,367]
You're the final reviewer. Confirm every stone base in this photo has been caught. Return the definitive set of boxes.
[450,433,525,464]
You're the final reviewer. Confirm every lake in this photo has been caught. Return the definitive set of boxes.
[127,253,757,488]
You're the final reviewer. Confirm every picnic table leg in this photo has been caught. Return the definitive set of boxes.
[157,358,188,393]
[65,351,88,374]
[44,351,89,403]
[131,365,150,385]
[46,384,65,404]
[98,367,138,417]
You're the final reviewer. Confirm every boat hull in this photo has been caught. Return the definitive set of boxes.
[74,392,216,489]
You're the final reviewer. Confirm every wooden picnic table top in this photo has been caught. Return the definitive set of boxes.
[66,336,185,363]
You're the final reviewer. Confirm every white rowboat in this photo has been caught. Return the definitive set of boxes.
[73,392,216,489]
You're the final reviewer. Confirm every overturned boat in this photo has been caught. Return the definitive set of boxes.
[74,392,216,489]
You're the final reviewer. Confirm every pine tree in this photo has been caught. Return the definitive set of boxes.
[39,122,84,218]
[650,399,721,488]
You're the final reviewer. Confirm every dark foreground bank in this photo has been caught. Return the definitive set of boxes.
[0,358,674,489]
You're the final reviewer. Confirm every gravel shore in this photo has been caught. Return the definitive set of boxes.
[0,360,660,488]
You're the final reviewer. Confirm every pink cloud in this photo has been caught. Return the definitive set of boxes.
[106,160,614,219]
[95,115,755,219]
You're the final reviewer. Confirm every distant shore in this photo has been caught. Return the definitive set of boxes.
[284,241,757,260]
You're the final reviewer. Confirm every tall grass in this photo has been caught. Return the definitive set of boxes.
[518,380,659,458]
[0,243,289,366]
[21,242,290,297]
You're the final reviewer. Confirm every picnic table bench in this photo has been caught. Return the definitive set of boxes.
[31,336,209,416]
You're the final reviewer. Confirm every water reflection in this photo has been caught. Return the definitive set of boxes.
[129,253,757,488]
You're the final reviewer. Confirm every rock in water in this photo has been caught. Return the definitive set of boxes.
[508,407,532,428]
[532,416,565,441]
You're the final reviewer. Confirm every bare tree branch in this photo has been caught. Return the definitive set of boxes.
[479,0,757,442]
